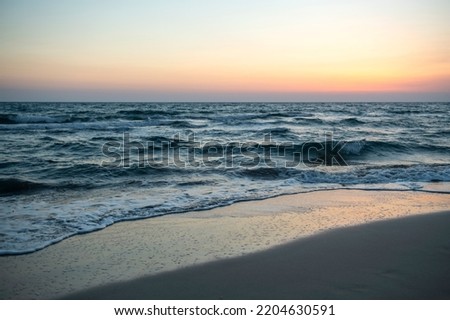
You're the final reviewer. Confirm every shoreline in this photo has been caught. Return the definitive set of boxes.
[0,189,449,299]
[4,187,448,258]
[0,188,381,257]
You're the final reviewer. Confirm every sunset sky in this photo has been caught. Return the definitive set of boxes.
[1,0,449,101]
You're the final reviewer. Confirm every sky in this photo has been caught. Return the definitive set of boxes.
[0,0,449,102]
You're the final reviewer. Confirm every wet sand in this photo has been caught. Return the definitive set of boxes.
[66,211,450,299]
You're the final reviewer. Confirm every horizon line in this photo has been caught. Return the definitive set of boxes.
[1,100,449,104]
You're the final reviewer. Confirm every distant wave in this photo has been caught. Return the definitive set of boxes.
[0,114,68,124]
[339,117,366,125]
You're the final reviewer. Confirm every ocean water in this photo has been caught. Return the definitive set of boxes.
[0,102,449,255]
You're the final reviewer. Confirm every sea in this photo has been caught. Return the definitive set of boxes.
[1,102,449,255]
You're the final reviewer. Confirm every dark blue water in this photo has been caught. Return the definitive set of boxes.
[1,102,449,254]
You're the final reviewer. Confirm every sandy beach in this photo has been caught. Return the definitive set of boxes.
[67,211,450,299]
[0,189,449,299]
